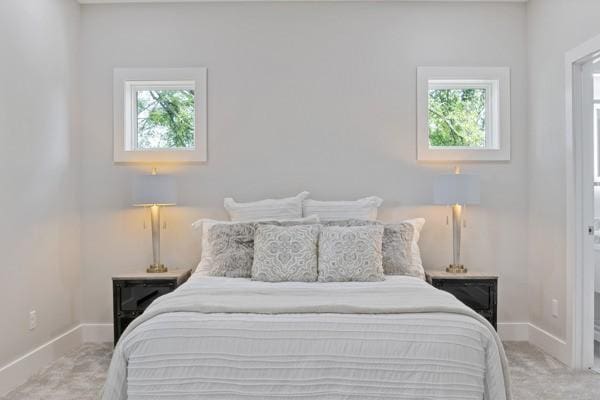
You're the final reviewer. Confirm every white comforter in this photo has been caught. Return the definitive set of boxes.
[103,275,511,400]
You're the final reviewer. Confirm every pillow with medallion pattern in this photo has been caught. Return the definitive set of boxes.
[318,225,385,282]
[252,224,320,282]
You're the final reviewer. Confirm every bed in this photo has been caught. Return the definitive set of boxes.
[103,273,511,400]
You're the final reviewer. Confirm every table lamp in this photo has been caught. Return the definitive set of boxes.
[132,169,177,273]
[433,167,480,273]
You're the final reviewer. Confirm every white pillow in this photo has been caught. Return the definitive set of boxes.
[302,196,383,221]
[191,215,320,274]
[402,218,425,275]
[224,191,310,222]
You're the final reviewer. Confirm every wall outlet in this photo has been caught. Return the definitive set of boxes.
[551,299,559,318]
[29,310,37,330]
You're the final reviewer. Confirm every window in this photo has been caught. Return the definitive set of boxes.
[417,67,510,161]
[114,68,207,163]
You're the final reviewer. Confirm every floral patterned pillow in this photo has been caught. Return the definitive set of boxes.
[252,225,320,282]
[318,225,385,282]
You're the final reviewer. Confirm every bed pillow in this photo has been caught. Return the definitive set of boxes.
[302,196,383,221]
[203,216,320,277]
[318,225,385,282]
[207,222,255,277]
[224,191,309,221]
[324,218,426,279]
[252,224,320,282]
[191,215,319,273]
[382,220,425,280]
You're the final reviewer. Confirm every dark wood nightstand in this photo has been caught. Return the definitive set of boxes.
[112,269,192,345]
[426,271,498,330]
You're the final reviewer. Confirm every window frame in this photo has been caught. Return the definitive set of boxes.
[114,68,207,163]
[417,67,510,161]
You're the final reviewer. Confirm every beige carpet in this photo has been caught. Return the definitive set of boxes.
[2,342,600,399]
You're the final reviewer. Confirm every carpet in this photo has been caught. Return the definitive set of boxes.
[2,342,599,399]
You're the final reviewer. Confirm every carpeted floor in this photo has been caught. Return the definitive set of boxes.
[3,342,600,399]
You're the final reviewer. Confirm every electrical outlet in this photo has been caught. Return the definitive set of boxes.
[552,299,559,318]
[29,310,37,330]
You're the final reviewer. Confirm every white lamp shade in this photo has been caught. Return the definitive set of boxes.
[132,175,177,206]
[433,173,480,205]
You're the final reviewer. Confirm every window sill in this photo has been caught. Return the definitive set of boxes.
[113,149,207,164]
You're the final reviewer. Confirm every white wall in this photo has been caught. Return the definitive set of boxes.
[79,2,529,326]
[0,0,81,367]
[527,0,600,357]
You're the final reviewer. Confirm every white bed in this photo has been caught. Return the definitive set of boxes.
[103,273,511,400]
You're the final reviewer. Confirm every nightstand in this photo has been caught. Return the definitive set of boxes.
[112,269,192,345]
[426,271,498,330]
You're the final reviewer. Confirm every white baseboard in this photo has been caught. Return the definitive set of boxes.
[81,323,113,343]
[0,323,113,396]
[498,322,569,365]
[497,322,529,341]
[0,325,82,397]
[527,323,570,365]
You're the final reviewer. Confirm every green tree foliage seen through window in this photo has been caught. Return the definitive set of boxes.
[428,88,487,147]
[136,89,195,149]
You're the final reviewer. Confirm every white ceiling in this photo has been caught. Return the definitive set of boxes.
[78,0,527,4]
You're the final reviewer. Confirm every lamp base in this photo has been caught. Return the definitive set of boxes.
[147,264,168,273]
[446,264,468,274]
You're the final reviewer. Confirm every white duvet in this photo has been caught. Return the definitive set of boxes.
[103,275,511,400]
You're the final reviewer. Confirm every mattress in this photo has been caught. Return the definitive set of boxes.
[103,274,510,400]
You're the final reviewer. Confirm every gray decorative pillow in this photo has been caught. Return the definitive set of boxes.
[207,217,320,278]
[207,223,255,277]
[252,225,320,282]
[382,223,424,279]
[318,225,384,282]
[324,219,424,279]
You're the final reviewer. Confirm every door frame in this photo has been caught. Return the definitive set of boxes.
[565,34,600,369]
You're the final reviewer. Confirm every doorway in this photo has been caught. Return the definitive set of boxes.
[592,67,600,372]
[566,34,600,370]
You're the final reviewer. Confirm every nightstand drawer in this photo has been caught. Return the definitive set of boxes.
[435,281,493,311]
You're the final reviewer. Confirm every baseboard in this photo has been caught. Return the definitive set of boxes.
[0,323,114,396]
[497,322,529,341]
[499,322,569,364]
[0,325,82,397]
[528,323,570,365]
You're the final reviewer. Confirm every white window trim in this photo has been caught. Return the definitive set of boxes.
[417,66,510,161]
[113,68,207,163]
